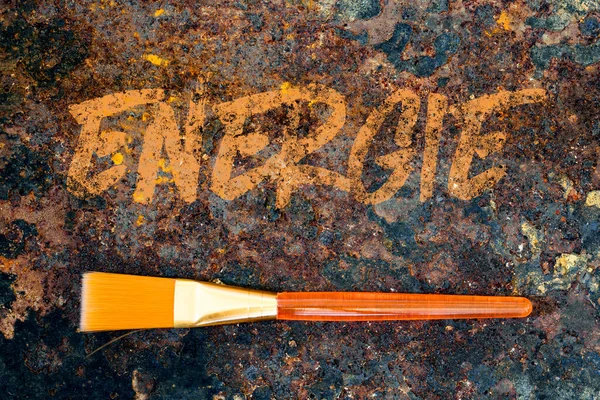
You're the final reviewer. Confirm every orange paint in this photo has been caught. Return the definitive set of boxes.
[211,84,348,208]
[347,89,420,205]
[68,89,166,197]
[447,89,546,200]
[67,85,547,207]
[132,101,201,204]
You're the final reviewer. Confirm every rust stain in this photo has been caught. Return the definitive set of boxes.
[1,0,600,397]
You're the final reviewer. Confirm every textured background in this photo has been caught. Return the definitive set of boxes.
[1,0,600,398]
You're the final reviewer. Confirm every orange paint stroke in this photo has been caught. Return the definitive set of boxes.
[447,89,547,200]
[211,84,349,208]
[133,101,202,204]
[68,89,166,197]
[347,89,420,205]
[67,85,548,208]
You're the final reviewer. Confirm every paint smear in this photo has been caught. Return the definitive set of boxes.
[496,11,513,31]
[143,54,169,67]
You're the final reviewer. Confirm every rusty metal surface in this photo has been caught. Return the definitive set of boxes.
[1,0,600,398]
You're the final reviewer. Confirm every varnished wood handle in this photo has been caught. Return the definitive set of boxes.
[276,292,532,321]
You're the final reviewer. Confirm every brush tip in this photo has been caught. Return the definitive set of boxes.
[80,272,176,332]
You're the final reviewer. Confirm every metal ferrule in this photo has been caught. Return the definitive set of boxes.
[173,279,277,328]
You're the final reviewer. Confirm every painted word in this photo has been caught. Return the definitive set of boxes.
[68,85,546,207]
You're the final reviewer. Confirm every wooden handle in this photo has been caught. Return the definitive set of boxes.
[276,292,532,321]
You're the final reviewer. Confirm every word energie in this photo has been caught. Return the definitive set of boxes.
[68,85,546,208]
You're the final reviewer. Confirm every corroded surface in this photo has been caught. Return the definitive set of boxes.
[1,0,600,398]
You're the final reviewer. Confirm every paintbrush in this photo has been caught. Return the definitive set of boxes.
[79,272,532,332]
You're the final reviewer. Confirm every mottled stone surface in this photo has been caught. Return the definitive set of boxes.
[1,0,600,398]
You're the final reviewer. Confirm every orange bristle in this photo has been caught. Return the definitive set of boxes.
[80,272,175,332]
